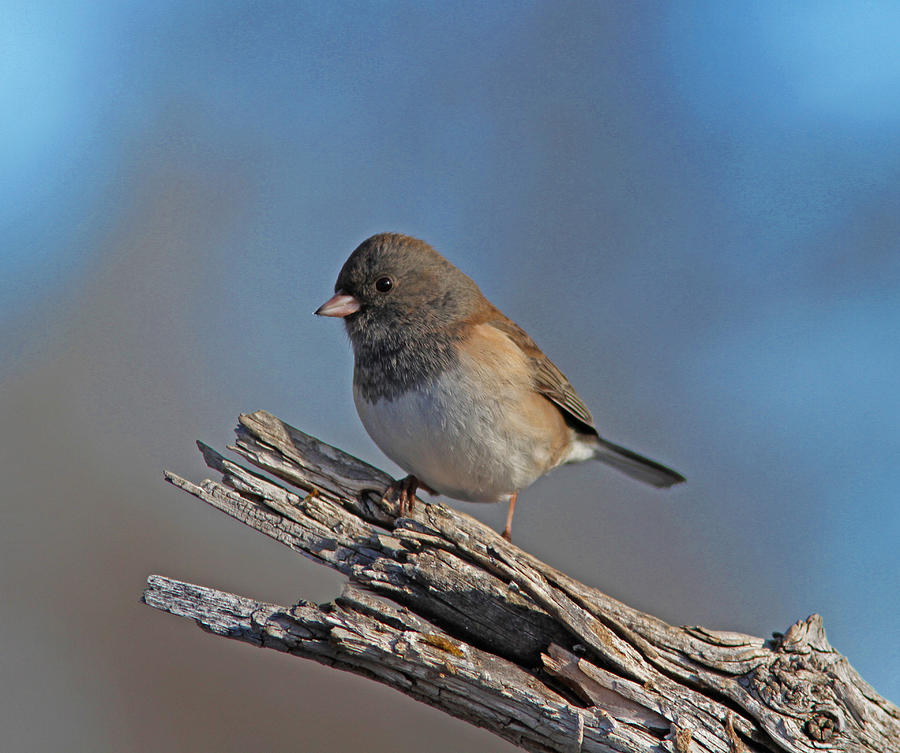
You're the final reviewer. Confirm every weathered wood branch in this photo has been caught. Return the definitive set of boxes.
[142,410,900,753]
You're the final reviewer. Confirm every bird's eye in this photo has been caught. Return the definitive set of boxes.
[374,276,393,293]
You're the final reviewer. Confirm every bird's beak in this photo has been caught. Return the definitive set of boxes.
[315,292,361,318]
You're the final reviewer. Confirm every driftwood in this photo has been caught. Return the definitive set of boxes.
[142,410,900,753]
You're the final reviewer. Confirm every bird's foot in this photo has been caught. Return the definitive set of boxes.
[500,493,518,542]
[382,475,434,516]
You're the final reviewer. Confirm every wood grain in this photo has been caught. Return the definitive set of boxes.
[143,410,900,753]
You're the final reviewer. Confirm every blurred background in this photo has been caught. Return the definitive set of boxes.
[2,2,899,751]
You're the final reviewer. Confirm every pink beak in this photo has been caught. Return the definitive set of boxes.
[315,292,361,318]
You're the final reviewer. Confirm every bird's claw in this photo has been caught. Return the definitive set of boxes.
[382,474,426,516]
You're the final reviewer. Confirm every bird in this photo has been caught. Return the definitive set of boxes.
[316,232,684,540]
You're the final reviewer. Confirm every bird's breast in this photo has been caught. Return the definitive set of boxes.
[353,343,572,502]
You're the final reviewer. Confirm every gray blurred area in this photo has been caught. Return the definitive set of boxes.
[2,3,899,752]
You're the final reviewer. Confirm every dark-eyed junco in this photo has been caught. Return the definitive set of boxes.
[316,233,684,539]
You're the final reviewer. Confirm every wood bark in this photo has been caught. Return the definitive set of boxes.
[142,410,900,753]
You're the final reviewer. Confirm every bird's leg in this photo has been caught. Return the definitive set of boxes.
[382,474,435,516]
[501,493,517,541]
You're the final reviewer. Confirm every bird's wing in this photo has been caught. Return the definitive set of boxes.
[484,315,597,432]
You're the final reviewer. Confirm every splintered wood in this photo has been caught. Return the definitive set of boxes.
[143,410,900,753]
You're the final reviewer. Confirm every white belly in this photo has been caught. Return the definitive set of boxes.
[353,365,556,502]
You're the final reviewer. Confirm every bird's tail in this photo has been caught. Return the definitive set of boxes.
[592,437,685,488]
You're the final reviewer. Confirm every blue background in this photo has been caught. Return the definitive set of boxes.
[2,3,898,751]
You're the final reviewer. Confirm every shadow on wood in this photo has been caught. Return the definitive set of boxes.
[141,410,900,753]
